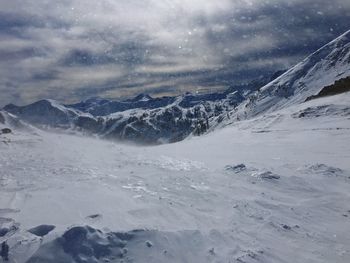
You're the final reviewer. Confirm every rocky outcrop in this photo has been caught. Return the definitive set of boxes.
[0,112,4,124]
[0,128,12,134]
[305,76,350,101]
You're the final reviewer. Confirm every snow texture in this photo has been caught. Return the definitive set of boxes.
[0,30,349,263]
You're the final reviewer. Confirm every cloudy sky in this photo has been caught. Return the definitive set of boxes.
[1,0,350,106]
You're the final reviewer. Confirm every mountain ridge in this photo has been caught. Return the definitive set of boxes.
[2,30,350,144]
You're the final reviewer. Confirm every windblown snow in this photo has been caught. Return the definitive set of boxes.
[0,31,350,263]
[1,92,350,262]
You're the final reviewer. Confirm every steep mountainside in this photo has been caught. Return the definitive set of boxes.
[232,30,350,120]
[2,31,350,144]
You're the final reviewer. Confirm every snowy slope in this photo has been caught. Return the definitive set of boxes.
[233,30,350,120]
[0,110,36,133]
[1,91,349,262]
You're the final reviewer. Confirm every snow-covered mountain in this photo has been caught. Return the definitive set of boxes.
[230,30,350,120]
[3,91,245,144]
[68,94,176,116]
[2,31,350,144]
[3,99,86,128]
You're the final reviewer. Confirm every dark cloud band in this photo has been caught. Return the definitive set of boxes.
[0,0,349,106]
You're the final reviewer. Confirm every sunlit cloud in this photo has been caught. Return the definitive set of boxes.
[0,0,350,106]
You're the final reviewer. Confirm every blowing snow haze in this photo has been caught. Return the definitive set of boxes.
[1,0,350,106]
[1,1,350,262]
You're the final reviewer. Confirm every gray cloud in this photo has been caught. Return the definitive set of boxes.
[0,0,350,106]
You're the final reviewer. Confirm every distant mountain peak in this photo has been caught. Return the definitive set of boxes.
[131,93,153,102]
